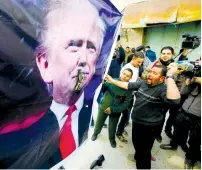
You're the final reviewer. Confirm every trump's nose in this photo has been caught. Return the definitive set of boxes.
[78,62,87,67]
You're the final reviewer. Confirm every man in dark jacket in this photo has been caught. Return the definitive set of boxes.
[108,49,122,78]
[105,63,181,169]
[145,46,156,62]
[91,68,133,148]
[160,74,201,169]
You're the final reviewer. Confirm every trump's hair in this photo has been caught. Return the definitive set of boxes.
[36,0,106,60]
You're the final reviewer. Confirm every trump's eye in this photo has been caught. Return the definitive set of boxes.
[87,41,96,53]
[69,40,83,47]
[65,40,83,52]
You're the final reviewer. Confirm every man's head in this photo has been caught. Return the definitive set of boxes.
[136,45,146,56]
[131,48,136,53]
[120,68,133,82]
[145,46,150,51]
[36,0,106,106]
[147,65,167,86]
[130,52,145,67]
[125,46,131,53]
[112,48,118,59]
[160,46,174,65]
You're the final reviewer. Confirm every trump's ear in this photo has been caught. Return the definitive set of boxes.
[36,55,53,83]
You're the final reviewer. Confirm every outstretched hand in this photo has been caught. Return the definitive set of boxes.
[105,74,113,83]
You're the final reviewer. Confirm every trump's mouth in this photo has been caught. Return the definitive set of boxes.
[74,69,89,93]
[72,72,89,79]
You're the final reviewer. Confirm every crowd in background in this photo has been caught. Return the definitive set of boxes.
[91,39,201,169]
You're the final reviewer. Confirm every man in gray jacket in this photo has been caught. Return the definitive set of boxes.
[160,73,201,169]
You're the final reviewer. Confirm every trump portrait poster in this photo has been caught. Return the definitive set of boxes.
[0,0,122,168]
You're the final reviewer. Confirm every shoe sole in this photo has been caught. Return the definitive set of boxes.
[160,145,177,150]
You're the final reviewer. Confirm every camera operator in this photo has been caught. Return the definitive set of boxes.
[160,59,201,169]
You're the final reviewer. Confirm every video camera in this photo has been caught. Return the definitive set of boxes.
[190,61,201,77]
[181,34,201,49]
[177,60,201,77]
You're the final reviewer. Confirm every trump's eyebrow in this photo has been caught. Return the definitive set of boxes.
[64,40,97,51]
[65,40,83,49]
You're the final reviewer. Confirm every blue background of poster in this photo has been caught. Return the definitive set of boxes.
[0,0,122,168]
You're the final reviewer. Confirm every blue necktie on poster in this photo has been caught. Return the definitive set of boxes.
[0,0,122,169]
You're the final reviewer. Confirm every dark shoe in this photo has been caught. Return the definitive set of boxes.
[160,144,177,150]
[181,144,189,153]
[103,123,107,128]
[110,140,116,148]
[165,131,173,139]
[91,134,97,141]
[116,134,128,143]
[184,158,194,169]
[156,135,162,143]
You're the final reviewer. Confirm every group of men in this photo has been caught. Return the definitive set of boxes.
[0,0,200,169]
[91,44,201,169]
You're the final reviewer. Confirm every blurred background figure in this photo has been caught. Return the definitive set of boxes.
[145,46,156,62]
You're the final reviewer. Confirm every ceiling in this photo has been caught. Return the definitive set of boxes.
[110,0,201,28]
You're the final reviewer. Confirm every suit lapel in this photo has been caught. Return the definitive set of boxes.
[78,99,93,146]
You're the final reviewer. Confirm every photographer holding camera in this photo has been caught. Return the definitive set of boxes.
[160,59,201,169]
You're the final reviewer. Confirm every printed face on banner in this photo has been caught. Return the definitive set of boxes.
[36,2,104,106]
[0,0,121,169]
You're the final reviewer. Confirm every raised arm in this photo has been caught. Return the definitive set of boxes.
[105,75,143,91]
[105,75,129,90]
[166,63,181,99]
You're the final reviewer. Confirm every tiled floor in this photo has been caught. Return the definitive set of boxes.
[52,101,201,169]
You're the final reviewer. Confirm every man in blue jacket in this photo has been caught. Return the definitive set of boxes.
[145,46,156,62]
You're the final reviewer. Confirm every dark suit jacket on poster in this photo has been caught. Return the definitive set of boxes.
[0,99,92,169]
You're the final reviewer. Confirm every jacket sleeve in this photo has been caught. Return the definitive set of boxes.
[128,80,143,91]
[101,82,110,93]
[180,81,191,95]
[110,91,132,113]
[160,87,181,105]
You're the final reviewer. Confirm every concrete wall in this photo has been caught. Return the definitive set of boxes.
[119,28,144,49]
[143,21,201,61]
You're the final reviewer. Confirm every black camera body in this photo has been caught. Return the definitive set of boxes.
[181,34,201,49]
[190,61,201,77]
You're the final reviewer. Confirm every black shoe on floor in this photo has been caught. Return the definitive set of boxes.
[110,140,116,148]
[181,144,189,153]
[165,131,173,139]
[156,135,162,143]
[91,134,97,141]
[160,144,177,150]
[184,158,195,169]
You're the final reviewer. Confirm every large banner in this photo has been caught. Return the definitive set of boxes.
[0,0,122,168]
